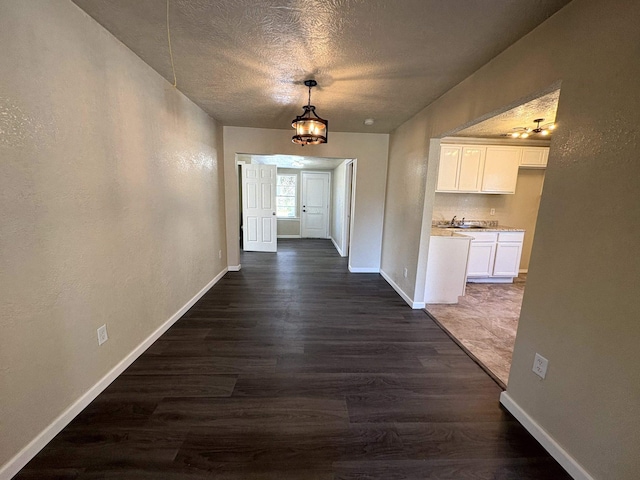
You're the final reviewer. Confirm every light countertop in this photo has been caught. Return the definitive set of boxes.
[430,228,473,238]
[431,226,525,237]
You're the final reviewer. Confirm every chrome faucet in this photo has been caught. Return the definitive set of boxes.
[450,215,457,226]
[460,217,465,226]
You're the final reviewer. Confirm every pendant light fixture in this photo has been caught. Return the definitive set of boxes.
[506,118,556,138]
[291,80,328,146]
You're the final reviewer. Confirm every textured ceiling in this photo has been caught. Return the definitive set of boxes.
[455,89,560,138]
[71,0,570,133]
[238,154,345,170]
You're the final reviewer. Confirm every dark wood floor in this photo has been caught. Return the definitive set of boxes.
[16,240,570,479]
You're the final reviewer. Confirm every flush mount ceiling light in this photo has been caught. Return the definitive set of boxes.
[505,118,556,138]
[291,80,328,146]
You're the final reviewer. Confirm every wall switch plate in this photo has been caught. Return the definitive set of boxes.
[218,250,222,259]
[532,353,548,379]
[97,325,108,346]
[403,267,408,278]
[490,208,496,216]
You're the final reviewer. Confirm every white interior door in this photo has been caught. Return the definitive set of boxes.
[242,164,277,252]
[301,172,330,238]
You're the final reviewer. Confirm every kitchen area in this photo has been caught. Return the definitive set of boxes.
[424,91,557,387]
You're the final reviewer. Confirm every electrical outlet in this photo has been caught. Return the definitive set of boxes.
[490,208,496,216]
[218,250,222,259]
[97,325,108,346]
[403,267,408,278]
[532,353,548,379]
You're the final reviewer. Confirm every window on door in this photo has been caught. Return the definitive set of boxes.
[276,174,297,218]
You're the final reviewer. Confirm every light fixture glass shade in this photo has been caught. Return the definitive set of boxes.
[292,106,328,145]
[291,80,328,145]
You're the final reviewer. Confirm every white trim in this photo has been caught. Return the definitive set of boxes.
[342,159,355,258]
[500,392,594,480]
[276,217,300,221]
[228,264,241,271]
[379,269,424,309]
[348,265,379,273]
[0,269,228,480]
[277,235,301,239]
[331,236,345,257]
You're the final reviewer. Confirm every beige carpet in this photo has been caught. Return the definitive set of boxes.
[426,276,525,387]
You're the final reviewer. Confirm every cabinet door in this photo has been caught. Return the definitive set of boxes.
[436,146,461,191]
[466,242,496,277]
[482,147,520,193]
[493,242,523,276]
[458,146,485,192]
[520,147,548,168]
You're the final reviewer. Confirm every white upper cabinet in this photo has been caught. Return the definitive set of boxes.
[436,146,462,191]
[458,146,485,192]
[520,147,549,168]
[436,143,548,194]
[436,145,486,193]
[481,147,521,194]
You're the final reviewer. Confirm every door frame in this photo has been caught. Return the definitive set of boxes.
[343,160,356,257]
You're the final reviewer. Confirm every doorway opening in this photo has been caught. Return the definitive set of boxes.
[424,87,560,387]
[235,153,355,260]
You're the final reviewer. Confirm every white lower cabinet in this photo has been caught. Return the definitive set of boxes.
[466,233,497,277]
[466,231,524,282]
[493,233,524,276]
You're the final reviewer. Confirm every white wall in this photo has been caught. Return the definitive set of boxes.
[224,127,389,271]
[0,0,227,474]
[381,0,640,477]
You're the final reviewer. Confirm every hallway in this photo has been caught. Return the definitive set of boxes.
[15,240,569,479]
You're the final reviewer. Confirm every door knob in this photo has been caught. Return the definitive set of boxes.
[272,212,276,215]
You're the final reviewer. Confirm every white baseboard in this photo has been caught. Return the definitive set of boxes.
[0,268,228,480]
[277,235,301,238]
[348,265,379,273]
[228,264,241,272]
[500,392,593,480]
[379,269,424,309]
[331,237,345,257]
